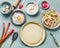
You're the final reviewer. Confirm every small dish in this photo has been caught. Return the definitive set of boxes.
[11,10,26,26]
[0,1,12,15]
[20,22,45,46]
[41,1,50,10]
[42,10,60,29]
[25,2,39,15]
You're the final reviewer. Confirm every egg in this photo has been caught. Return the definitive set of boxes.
[16,16,21,21]
[12,11,26,25]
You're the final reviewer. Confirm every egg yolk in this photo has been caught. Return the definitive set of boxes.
[17,16,21,21]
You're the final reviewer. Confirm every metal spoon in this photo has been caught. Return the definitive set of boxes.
[29,0,40,11]
[35,0,40,4]
[50,33,59,47]
[9,32,18,48]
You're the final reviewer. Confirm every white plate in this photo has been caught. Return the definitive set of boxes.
[20,22,45,46]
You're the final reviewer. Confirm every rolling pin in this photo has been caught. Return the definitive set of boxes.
[12,0,20,10]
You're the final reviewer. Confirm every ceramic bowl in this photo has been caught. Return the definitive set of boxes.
[41,1,50,10]
[25,2,39,16]
[42,10,60,29]
[0,1,12,15]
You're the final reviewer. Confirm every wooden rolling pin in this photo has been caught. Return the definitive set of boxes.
[12,0,21,10]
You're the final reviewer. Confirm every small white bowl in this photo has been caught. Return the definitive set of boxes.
[25,2,39,16]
